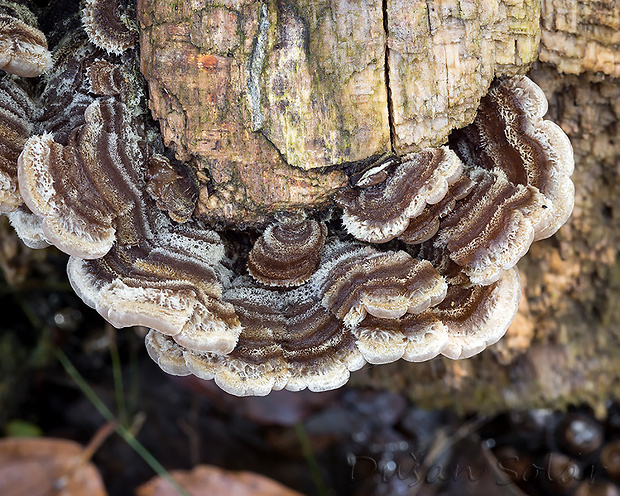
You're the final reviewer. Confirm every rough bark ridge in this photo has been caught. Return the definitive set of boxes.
[387,0,539,152]
[540,0,620,76]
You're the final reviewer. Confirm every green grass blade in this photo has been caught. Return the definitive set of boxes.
[295,421,329,496]
[54,348,191,496]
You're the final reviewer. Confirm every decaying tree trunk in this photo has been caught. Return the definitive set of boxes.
[2,0,617,411]
[136,0,620,412]
[357,3,620,412]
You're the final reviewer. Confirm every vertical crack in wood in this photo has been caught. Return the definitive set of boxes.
[425,0,433,32]
[383,0,396,152]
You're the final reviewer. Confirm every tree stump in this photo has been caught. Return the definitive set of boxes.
[137,0,620,411]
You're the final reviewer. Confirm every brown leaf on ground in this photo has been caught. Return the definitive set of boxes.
[135,464,304,496]
[0,437,108,496]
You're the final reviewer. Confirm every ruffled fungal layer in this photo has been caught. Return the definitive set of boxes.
[214,283,365,395]
[450,76,574,241]
[0,22,244,362]
[18,98,146,259]
[247,217,327,287]
[0,74,36,212]
[335,147,462,243]
[434,167,545,285]
[434,267,521,359]
[353,266,520,363]
[399,175,474,245]
[68,219,242,354]
[71,233,459,396]
[85,59,124,96]
[109,240,401,395]
[316,242,447,327]
[336,76,573,287]
[0,33,129,250]
[145,241,446,395]
[7,205,48,249]
[143,239,448,396]
[352,312,449,364]
[145,322,365,397]
[0,2,52,77]
[37,33,105,144]
[143,247,520,396]
[82,0,138,55]
[438,75,575,284]
[15,85,241,353]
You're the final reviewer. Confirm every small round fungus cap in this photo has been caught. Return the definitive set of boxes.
[247,216,327,287]
[0,2,52,77]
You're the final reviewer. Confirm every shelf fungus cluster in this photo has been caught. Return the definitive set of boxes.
[0,0,575,395]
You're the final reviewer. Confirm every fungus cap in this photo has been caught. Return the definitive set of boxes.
[0,3,51,77]
[247,216,327,287]
[0,74,36,213]
[335,147,463,243]
[82,0,138,55]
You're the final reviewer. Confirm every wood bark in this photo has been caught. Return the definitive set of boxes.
[138,0,539,223]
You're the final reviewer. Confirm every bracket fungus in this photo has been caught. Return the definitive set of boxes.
[0,74,36,213]
[0,1,51,77]
[0,0,575,396]
[443,76,575,284]
[335,147,463,243]
[81,0,138,55]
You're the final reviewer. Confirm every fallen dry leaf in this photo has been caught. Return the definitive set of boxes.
[0,437,108,496]
[135,464,304,496]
